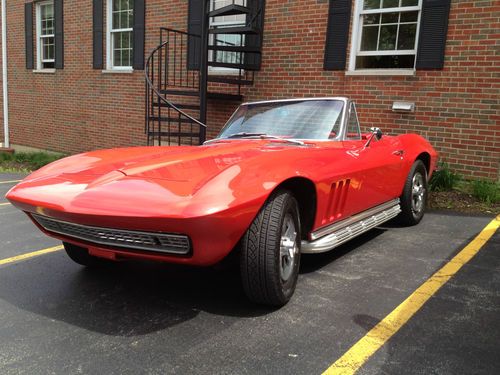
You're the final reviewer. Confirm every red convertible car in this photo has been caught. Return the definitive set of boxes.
[6,98,437,306]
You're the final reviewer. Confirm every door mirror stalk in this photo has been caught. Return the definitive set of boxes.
[364,127,383,148]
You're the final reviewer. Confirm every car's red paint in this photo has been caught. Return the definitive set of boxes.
[6,132,437,266]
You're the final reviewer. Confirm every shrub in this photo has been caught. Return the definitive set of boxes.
[471,180,500,204]
[429,163,461,192]
[0,151,64,171]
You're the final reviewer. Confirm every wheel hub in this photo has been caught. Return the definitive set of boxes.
[411,172,425,215]
[280,214,298,282]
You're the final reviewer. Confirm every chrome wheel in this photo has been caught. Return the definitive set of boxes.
[280,214,299,282]
[411,172,425,215]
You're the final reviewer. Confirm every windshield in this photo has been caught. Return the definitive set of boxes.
[216,100,345,140]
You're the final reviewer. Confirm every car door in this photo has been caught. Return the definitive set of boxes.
[338,102,406,216]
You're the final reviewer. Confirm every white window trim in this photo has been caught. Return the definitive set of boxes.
[35,0,55,71]
[348,0,423,74]
[106,0,134,71]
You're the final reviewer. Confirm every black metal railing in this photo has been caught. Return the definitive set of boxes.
[145,36,206,146]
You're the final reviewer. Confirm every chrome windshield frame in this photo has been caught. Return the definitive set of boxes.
[207,97,350,143]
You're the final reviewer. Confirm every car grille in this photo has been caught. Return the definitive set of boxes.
[31,214,191,255]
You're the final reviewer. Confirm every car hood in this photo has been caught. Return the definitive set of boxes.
[7,140,339,219]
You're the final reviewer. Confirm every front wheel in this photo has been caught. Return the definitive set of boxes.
[240,190,301,306]
[397,160,428,226]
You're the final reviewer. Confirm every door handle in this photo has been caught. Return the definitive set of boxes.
[392,150,405,156]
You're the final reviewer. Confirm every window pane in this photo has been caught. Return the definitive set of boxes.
[41,4,54,36]
[400,11,418,23]
[113,31,133,67]
[364,14,380,25]
[42,37,55,60]
[381,12,399,24]
[382,0,398,8]
[364,0,381,10]
[360,26,378,51]
[401,0,418,6]
[356,54,415,69]
[379,25,397,50]
[397,23,417,49]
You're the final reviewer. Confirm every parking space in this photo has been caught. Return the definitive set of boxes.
[0,173,498,374]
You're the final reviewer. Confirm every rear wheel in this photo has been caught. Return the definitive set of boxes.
[63,242,104,267]
[240,190,301,306]
[398,160,428,226]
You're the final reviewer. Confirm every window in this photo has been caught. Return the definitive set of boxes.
[107,0,134,69]
[36,1,55,70]
[209,0,246,71]
[350,0,422,71]
[345,103,361,140]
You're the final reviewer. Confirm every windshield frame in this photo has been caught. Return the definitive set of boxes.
[211,97,350,142]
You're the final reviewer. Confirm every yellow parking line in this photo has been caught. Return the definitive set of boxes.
[323,214,500,375]
[0,202,11,206]
[0,179,21,184]
[0,245,64,266]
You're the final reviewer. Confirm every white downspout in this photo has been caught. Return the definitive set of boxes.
[1,0,9,148]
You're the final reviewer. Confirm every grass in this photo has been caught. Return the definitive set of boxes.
[429,163,462,192]
[471,180,500,204]
[0,151,65,172]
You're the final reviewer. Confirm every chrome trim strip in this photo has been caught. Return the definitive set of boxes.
[32,214,191,255]
[302,199,401,254]
[310,199,400,241]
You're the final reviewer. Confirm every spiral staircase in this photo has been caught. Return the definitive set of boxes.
[145,0,264,146]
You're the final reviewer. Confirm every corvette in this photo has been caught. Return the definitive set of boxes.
[6,98,437,306]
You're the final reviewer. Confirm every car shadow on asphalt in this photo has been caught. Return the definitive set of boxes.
[300,228,386,274]
[0,254,277,336]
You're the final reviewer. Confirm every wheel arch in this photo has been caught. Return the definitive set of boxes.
[272,177,317,240]
[415,152,431,178]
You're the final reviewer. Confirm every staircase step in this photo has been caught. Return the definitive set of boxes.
[209,4,251,18]
[208,45,261,53]
[208,61,260,71]
[209,26,259,35]
[208,76,253,85]
[159,89,199,97]
[148,131,202,139]
[207,92,243,101]
[148,116,198,124]
[153,101,200,110]
[159,89,242,101]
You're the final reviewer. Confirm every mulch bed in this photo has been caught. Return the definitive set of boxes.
[428,190,499,215]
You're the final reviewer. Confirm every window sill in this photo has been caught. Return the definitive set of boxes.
[101,69,134,74]
[208,68,241,76]
[346,69,416,77]
[32,69,56,74]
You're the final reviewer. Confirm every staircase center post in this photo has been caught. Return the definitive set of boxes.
[198,0,210,144]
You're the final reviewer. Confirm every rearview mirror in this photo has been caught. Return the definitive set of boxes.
[364,127,383,147]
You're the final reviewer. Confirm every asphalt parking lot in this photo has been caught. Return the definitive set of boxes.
[1,173,499,374]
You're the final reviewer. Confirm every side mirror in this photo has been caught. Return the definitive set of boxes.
[364,127,383,147]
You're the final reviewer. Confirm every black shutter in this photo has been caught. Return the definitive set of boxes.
[93,0,103,69]
[187,0,202,70]
[133,0,146,70]
[324,0,352,70]
[54,0,64,69]
[416,0,451,69]
[25,2,34,70]
[244,0,266,70]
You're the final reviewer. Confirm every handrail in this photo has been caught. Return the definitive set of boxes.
[144,41,206,129]
[159,27,201,38]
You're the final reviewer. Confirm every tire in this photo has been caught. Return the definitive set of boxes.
[397,160,428,226]
[240,190,301,306]
[63,242,104,267]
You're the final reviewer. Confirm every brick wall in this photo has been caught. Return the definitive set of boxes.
[0,0,498,180]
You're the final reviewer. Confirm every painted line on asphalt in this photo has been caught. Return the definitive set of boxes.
[0,179,21,184]
[0,202,11,206]
[323,214,500,375]
[0,245,64,266]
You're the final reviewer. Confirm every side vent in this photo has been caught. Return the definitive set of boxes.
[324,179,351,224]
